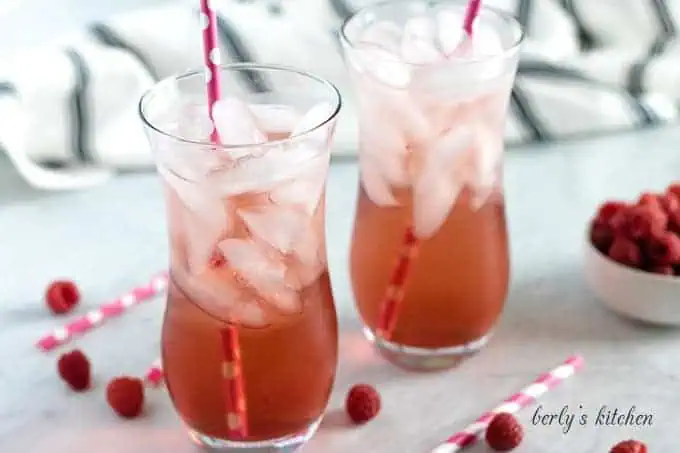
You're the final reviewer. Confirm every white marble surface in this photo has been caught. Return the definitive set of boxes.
[2,126,680,452]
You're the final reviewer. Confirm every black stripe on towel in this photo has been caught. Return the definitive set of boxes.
[651,0,676,35]
[516,0,533,31]
[0,81,16,95]
[89,22,161,81]
[560,0,596,50]
[510,85,548,142]
[519,61,659,126]
[627,0,676,96]
[214,13,270,93]
[329,0,354,21]
[64,48,94,164]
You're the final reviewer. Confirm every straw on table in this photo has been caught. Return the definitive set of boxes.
[36,272,169,351]
[430,354,585,453]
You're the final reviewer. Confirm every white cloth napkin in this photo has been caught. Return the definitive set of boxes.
[0,0,679,190]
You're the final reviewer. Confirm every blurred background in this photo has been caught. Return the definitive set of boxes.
[0,0,167,49]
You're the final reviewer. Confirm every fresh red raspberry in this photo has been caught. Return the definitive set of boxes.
[610,439,647,453]
[57,350,91,391]
[649,264,675,275]
[485,413,523,451]
[625,205,668,240]
[659,192,680,214]
[590,219,614,253]
[106,377,145,419]
[637,192,662,209]
[46,280,80,315]
[608,236,642,268]
[667,183,680,199]
[667,210,680,234]
[609,209,632,235]
[345,384,381,424]
[596,201,628,225]
[646,231,680,266]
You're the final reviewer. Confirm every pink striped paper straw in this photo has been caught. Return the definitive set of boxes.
[200,0,223,143]
[198,0,249,439]
[430,354,584,453]
[377,0,484,340]
[36,272,168,351]
[463,0,481,35]
[145,358,164,387]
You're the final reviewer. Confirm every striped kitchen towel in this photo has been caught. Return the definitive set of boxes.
[0,0,679,190]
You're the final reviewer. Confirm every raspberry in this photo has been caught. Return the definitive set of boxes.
[345,384,381,424]
[668,210,680,234]
[667,183,680,199]
[596,201,628,225]
[485,413,523,451]
[46,280,80,315]
[646,231,680,266]
[649,264,674,275]
[57,350,91,391]
[106,377,145,419]
[608,236,642,268]
[609,209,631,235]
[590,220,614,253]
[625,205,667,240]
[659,192,680,214]
[610,439,647,453]
[637,192,661,209]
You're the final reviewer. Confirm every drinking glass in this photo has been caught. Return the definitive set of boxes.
[341,0,523,370]
[139,64,341,451]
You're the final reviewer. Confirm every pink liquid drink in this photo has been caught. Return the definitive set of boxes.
[139,65,341,452]
[341,1,523,370]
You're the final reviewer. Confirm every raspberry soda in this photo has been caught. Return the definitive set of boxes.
[140,65,341,451]
[341,1,522,369]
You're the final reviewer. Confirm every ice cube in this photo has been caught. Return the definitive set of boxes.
[401,16,442,64]
[471,22,504,56]
[157,138,224,182]
[218,238,301,314]
[229,300,270,328]
[352,44,412,88]
[358,95,409,187]
[239,205,308,254]
[291,102,335,144]
[212,97,266,145]
[359,20,403,54]
[208,142,321,195]
[359,153,399,207]
[469,122,503,209]
[178,102,215,141]
[182,267,270,328]
[250,104,300,134]
[183,209,228,274]
[437,10,466,56]
[363,80,433,146]
[286,252,324,290]
[161,168,230,273]
[270,153,327,214]
[412,126,473,238]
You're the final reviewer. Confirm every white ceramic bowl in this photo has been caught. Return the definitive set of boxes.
[584,234,680,326]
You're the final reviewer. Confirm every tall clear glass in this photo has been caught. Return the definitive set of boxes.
[341,1,523,370]
[139,64,341,452]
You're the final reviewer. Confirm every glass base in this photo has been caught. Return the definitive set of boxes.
[188,417,322,452]
[363,327,492,371]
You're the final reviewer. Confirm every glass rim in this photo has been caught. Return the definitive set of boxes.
[138,63,342,151]
[339,0,525,67]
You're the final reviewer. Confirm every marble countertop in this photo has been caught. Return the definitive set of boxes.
[2,126,680,452]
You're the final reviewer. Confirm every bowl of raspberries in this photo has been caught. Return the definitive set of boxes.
[585,182,680,326]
